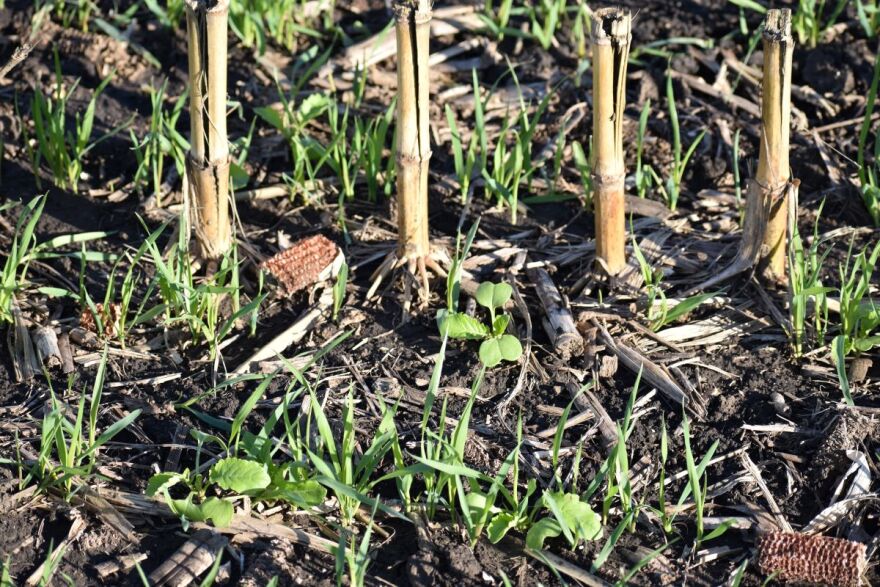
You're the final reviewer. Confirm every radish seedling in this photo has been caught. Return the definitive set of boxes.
[437,281,523,368]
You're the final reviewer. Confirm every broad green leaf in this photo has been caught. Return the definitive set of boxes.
[210,458,271,494]
[492,314,510,337]
[476,282,513,310]
[544,491,602,542]
[487,512,517,543]
[526,517,562,550]
[169,496,206,522]
[254,106,283,130]
[497,334,523,361]
[146,472,184,496]
[437,310,490,340]
[201,497,234,528]
[479,338,503,367]
[260,479,327,508]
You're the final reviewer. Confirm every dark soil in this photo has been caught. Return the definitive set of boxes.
[0,0,878,586]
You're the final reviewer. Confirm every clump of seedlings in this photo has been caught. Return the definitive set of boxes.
[590,8,632,277]
[367,0,448,308]
[185,0,232,260]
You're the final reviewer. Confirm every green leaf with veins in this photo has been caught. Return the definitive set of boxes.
[487,512,517,543]
[210,458,271,494]
[201,497,234,528]
[146,471,186,496]
[492,314,510,337]
[437,310,490,340]
[545,491,602,542]
[526,517,563,550]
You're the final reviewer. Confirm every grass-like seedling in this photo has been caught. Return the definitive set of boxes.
[729,0,848,48]
[445,72,483,203]
[28,64,121,193]
[791,0,849,47]
[228,0,335,55]
[856,0,880,37]
[661,71,706,211]
[634,99,652,199]
[185,0,232,260]
[144,0,187,29]
[15,350,141,496]
[437,281,523,368]
[591,8,631,276]
[786,201,832,357]
[131,82,189,205]
[857,45,880,225]
[833,239,880,357]
[0,196,107,324]
[632,236,718,330]
[139,213,262,359]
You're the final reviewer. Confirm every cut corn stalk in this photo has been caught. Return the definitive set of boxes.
[752,8,795,281]
[590,8,632,277]
[185,0,232,260]
[367,0,448,308]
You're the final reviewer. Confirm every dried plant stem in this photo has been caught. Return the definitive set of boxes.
[590,9,631,276]
[367,0,450,311]
[185,0,231,260]
[754,9,794,281]
[394,0,431,260]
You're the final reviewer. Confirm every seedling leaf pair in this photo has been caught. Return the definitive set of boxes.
[437,281,523,367]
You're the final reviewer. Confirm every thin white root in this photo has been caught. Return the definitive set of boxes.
[366,249,450,310]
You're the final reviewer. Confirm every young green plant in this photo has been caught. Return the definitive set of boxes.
[437,281,523,368]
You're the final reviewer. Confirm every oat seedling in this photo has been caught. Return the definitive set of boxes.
[185,0,233,260]
[15,350,141,496]
[660,70,706,211]
[857,0,880,37]
[787,199,832,357]
[857,42,880,225]
[437,281,523,368]
[634,99,653,199]
[28,62,123,193]
[445,74,483,203]
[367,0,449,306]
[832,239,880,358]
[131,82,189,206]
[591,8,631,276]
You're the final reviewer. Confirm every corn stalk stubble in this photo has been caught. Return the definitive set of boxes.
[591,8,631,277]
[751,8,795,282]
[185,0,231,260]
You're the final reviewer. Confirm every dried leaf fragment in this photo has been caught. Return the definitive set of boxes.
[260,234,338,295]
[80,303,122,338]
[757,531,866,587]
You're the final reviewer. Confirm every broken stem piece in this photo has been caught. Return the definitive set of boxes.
[591,8,631,277]
[754,9,794,281]
[394,0,431,262]
[185,0,232,260]
[367,0,449,309]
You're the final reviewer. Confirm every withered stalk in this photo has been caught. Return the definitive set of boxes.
[394,0,431,262]
[185,0,231,260]
[754,9,794,281]
[591,8,631,276]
